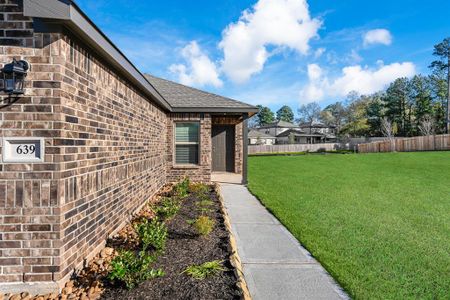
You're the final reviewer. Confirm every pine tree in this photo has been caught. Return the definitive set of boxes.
[410,75,433,134]
[276,105,294,123]
[430,37,450,133]
[384,78,412,136]
[256,105,275,126]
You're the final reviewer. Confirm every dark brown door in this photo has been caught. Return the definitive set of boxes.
[212,125,235,172]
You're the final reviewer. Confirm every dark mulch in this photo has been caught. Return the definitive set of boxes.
[101,188,242,300]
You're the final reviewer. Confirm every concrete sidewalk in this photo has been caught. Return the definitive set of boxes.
[218,183,348,300]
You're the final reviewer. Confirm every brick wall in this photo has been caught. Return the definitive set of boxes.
[0,0,245,291]
[0,0,64,284]
[165,114,244,183]
[55,35,168,283]
[0,0,168,288]
[166,113,212,183]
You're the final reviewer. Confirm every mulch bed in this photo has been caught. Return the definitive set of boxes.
[100,185,242,300]
[0,184,241,300]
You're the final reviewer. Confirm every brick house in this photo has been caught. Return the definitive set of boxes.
[0,0,257,293]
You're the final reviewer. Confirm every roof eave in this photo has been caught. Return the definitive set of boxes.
[23,0,172,111]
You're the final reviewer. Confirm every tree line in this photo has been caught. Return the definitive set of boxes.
[251,37,450,138]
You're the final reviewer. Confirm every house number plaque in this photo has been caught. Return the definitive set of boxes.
[2,137,44,163]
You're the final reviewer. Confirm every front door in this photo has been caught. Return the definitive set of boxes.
[212,125,235,172]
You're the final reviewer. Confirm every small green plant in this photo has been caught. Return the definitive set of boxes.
[153,197,180,220]
[134,218,168,251]
[182,260,226,280]
[108,250,164,289]
[189,182,210,195]
[196,199,214,214]
[173,177,190,198]
[192,215,215,236]
[198,190,212,201]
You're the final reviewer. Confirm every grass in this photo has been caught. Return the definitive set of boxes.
[248,152,450,300]
[248,149,354,157]
[182,260,226,280]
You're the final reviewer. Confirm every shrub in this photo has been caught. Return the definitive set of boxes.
[192,216,215,236]
[173,177,190,198]
[153,197,180,220]
[108,250,164,289]
[182,260,226,280]
[134,218,168,251]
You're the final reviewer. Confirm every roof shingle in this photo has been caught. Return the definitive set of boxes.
[145,74,258,113]
[258,120,299,129]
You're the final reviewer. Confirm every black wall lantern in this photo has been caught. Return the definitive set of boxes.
[1,59,30,96]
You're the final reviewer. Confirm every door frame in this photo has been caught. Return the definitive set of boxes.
[211,124,235,172]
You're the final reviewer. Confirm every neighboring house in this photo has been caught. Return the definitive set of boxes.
[255,121,337,144]
[277,122,338,145]
[256,120,299,137]
[0,0,257,293]
[299,122,337,136]
[248,129,276,145]
[276,129,324,144]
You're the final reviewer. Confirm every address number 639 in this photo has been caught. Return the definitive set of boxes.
[16,145,36,155]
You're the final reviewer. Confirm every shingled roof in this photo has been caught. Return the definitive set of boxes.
[258,120,299,129]
[145,74,258,114]
[248,130,276,139]
[276,128,324,138]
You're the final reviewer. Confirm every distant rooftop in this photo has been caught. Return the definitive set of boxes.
[258,120,299,129]
[299,122,336,128]
[277,128,325,138]
[248,130,276,139]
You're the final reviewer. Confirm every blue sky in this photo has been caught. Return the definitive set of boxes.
[76,0,450,114]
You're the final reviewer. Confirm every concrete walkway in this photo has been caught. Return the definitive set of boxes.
[218,183,349,300]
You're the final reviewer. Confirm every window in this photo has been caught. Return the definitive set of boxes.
[175,122,200,165]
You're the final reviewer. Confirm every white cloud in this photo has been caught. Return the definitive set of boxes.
[299,61,416,103]
[299,64,325,103]
[219,0,322,83]
[330,62,415,95]
[169,41,223,88]
[307,63,322,80]
[348,49,363,64]
[314,47,326,59]
[363,29,393,46]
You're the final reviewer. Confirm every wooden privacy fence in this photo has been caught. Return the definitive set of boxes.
[358,134,450,153]
[248,143,340,154]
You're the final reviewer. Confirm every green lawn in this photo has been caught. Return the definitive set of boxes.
[248,152,450,300]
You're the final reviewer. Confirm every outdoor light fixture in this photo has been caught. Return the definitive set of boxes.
[1,59,30,96]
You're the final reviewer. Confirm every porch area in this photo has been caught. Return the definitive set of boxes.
[211,172,243,184]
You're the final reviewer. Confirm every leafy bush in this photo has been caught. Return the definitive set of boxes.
[108,250,164,289]
[182,260,225,280]
[192,216,215,236]
[173,177,190,198]
[134,218,168,251]
[154,197,180,220]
